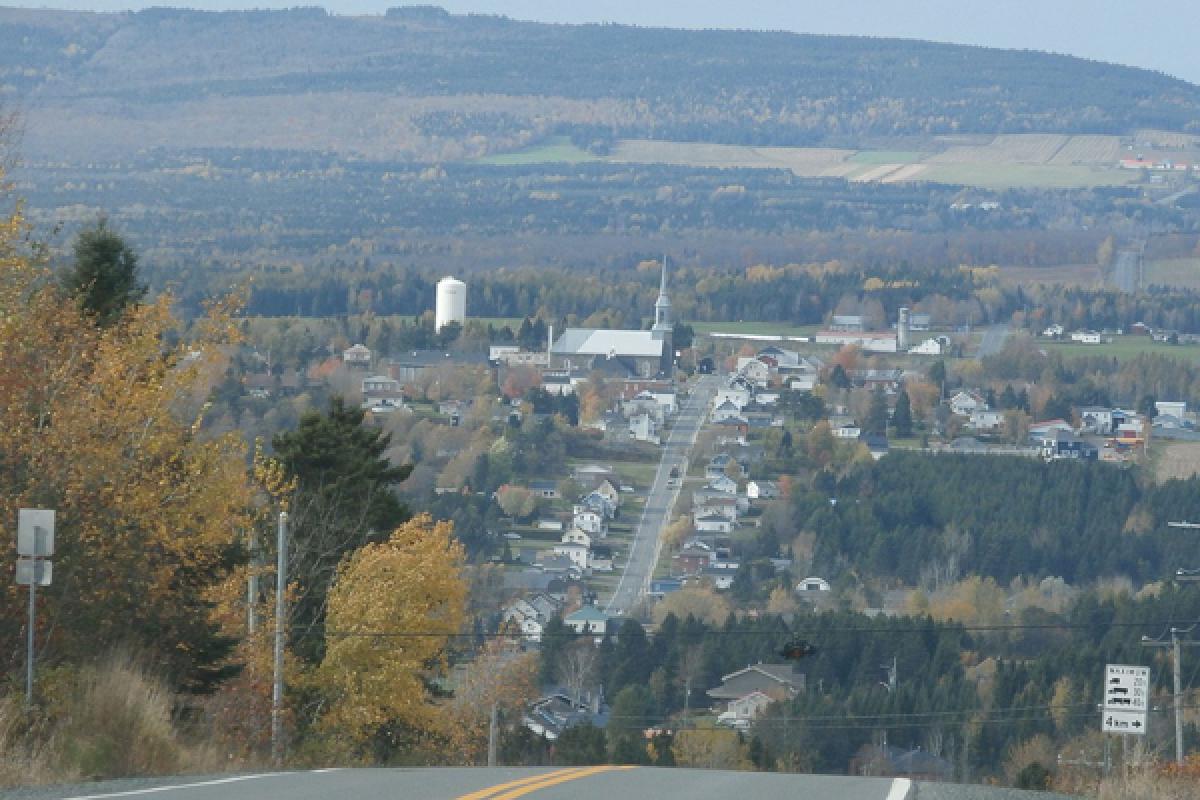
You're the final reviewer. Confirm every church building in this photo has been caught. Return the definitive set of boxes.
[550,259,674,379]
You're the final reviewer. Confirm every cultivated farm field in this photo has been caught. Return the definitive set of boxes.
[482,133,1144,189]
[1143,258,1200,290]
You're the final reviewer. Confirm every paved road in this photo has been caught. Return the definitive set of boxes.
[18,767,912,800]
[1110,249,1141,293]
[976,324,1011,359]
[605,374,719,616]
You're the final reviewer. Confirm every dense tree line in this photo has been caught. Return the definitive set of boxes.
[788,452,1200,585]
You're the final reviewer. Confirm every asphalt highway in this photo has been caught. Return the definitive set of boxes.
[23,767,912,800]
[605,374,719,617]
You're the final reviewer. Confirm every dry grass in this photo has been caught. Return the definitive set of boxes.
[1154,442,1200,483]
[1097,771,1200,800]
[0,651,223,789]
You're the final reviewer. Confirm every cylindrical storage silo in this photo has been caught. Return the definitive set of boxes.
[435,276,467,331]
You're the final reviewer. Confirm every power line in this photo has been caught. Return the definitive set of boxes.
[309,617,1200,640]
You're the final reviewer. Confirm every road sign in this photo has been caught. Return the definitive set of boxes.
[1105,664,1150,712]
[15,557,52,587]
[1103,709,1147,734]
[1102,664,1150,736]
[17,509,55,557]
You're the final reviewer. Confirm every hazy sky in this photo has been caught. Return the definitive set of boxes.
[17,0,1200,85]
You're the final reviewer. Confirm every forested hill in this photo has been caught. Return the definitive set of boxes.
[2,5,1199,160]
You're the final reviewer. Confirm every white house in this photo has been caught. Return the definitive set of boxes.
[968,409,1005,431]
[736,358,771,387]
[712,400,743,423]
[553,541,591,571]
[1069,331,1102,344]
[746,480,781,500]
[561,528,592,549]
[564,605,611,636]
[706,474,738,494]
[572,506,606,536]
[1042,324,1064,337]
[695,513,734,534]
[342,343,372,366]
[796,576,832,594]
[717,691,774,728]
[949,391,986,417]
[832,423,861,440]
[629,413,659,444]
[713,386,752,411]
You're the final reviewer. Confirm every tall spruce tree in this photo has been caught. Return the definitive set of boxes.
[62,218,146,326]
[893,388,914,437]
[272,396,412,662]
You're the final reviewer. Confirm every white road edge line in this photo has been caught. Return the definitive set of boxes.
[62,773,290,799]
[886,777,914,800]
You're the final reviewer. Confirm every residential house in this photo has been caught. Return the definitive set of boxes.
[580,491,616,520]
[564,605,611,636]
[706,664,805,709]
[361,374,405,409]
[1078,406,1115,435]
[523,693,608,741]
[649,578,683,598]
[695,513,734,535]
[909,313,932,331]
[672,545,715,577]
[968,409,1005,431]
[736,358,771,387]
[1029,419,1074,440]
[1041,430,1098,461]
[591,479,621,509]
[712,399,744,424]
[693,494,739,522]
[1042,324,1064,337]
[561,528,592,549]
[629,413,659,444]
[553,541,591,571]
[528,480,560,500]
[796,576,832,594]
[701,563,738,590]
[1069,331,1103,344]
[746,480,780,500]
[713,386,752,412]
[949,390,986,417]
[705,474,738,495]
[572,506,607,537]
[342,343,372,367]
[850,369,904,393]
[832,422,862,440]
[717,691,773,729]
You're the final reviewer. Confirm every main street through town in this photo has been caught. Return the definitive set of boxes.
[604,373,719,616]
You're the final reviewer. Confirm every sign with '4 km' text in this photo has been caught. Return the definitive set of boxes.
[1102,664,1149,735]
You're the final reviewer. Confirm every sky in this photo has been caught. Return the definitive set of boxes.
[16,0,1200,85]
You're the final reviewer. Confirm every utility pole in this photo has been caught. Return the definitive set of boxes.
[487,703,498,767]
[271,511,288,767]
[247,528,259,636]
[1141,625,1197,766]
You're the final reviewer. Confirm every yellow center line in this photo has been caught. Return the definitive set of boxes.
[481,765,635,800]
[455,768,586,800]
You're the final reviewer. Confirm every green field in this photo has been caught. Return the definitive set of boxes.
[1040,337,1200,362]
[475,136,599,166]
[918,163,1137,190]
[468,316,524,330]
[1143,258,1200,290]
[848,150,926,165]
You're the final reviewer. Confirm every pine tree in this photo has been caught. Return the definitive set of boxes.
[272,396,412,662]
[893,389,914,437]
[61,218,146,326]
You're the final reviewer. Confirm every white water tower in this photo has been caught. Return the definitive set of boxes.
[435,276,467,332]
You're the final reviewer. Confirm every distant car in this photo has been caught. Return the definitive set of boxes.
[620,485,635,493]
[503,533,522,540]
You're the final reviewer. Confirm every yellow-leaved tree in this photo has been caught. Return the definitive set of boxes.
[0,200,252,689]
[316,514,466,750]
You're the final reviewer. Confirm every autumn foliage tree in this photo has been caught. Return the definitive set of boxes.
[0,201,253,690]
[316,514,466,752]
